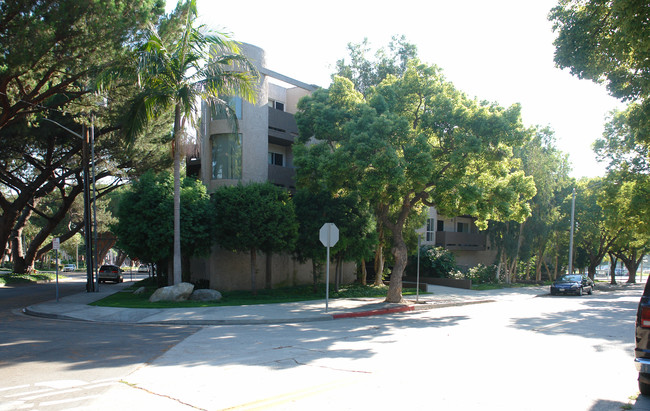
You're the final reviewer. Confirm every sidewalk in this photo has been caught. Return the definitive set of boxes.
[23,279,551,325]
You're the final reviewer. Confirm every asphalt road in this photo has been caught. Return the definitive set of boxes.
[93,284,647,411]
[2,277,650,410]
[0,274,199,410]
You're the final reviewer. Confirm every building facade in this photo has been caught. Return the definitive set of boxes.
[189,43,356,291]
[419,207,497,270]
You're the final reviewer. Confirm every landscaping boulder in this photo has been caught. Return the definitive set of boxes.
[133,286,147,295]
[189,289,222,302]
[149,282,194,302]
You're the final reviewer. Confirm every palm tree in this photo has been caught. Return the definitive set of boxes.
[124,0,258,284]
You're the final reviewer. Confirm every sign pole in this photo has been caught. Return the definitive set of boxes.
[319,223,339,313]
[325,240,330,313]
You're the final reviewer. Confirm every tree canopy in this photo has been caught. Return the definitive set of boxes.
[112,171,212,283]
[295,61,536,302]
[212,183,298,293]
[550,0,650,148]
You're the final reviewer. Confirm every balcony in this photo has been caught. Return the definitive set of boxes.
[435,231,486,251]
[268,164,295,189]
[268,107,298,146]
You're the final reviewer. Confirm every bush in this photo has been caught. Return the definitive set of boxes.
[421,246,457,278]
[466,264,497,284]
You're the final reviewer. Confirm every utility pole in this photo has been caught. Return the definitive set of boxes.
[82,124,94,292]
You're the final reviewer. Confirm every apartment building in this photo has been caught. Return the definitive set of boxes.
[420,207,496,270]
[189,43,356,291]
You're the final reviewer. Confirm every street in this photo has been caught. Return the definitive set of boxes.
[96,283,643,410]
[0,275,199,410]
[0,279,646,410]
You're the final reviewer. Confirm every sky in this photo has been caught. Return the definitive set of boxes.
[171,0,625,178]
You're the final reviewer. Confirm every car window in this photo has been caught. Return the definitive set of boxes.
[559,275,582,282]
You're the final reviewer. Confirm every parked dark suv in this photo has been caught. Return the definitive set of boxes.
[635,281,650,395]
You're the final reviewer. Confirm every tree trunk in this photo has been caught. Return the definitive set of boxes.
[374,226,385,286]
[312,260,320,292]
[608,253,618,285]
[265,253,272,290]
[250,247,257,294]
[360,258,367,285]
[172,104,182,285]
[386,229,407,303]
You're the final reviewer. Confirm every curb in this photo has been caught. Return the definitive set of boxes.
[23,298,498,326]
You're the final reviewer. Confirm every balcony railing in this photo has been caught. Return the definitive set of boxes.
[268,164,295,189]
[435,231,486,251]
[268,107,298,146]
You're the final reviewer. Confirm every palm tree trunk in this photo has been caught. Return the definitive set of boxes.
[172,104,182,285]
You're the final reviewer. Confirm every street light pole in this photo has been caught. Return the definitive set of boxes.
[82,124,95,292]
[41,118,95,292]
[91,116,99,292]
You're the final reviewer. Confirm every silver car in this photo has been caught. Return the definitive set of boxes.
[98,264,123,283]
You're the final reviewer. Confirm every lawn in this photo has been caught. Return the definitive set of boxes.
[0,272,60,286]
[91,278,425,309]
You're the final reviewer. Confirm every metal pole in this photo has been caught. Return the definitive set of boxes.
[568,188,576,275]
[91,116,99,292]
[55,249,59,303]
[325,240,330,313]
[416,234,421,303]
[82,124,94,292]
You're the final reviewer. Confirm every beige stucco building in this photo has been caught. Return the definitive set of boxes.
[419,207,497,270]
[189,43,356,291]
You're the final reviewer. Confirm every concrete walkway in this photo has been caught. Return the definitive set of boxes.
[23,279,552,325]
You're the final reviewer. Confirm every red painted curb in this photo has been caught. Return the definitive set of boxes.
[332,305,414,319]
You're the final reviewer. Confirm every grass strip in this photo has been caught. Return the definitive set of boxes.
[0,272,60,285]
[91,279,426,309]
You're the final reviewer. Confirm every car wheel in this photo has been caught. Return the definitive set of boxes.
[578,287,583,296]
[640,374,650,396]
[588,287,593,295]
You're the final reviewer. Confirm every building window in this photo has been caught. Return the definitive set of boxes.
[457,222,468,233]
[437,220,445,232]
[268,99,285,111]
[212,96,242,120]
[268,152,284,166]
[426,218,435,242]
[211,133,242,179]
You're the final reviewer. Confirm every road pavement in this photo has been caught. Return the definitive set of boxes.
[4,277,650,410]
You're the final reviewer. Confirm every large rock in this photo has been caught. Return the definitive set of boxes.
[189,289,222,302]
[149,282,194,302]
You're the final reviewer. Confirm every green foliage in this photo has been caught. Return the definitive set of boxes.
[212,183,298,292]
[0,272,58,285]
[111,171,212,264]
[465,264,497,285]
[550,0,650,165]
[295,60,535,301]
[334,36,418,95]
[212,183,297,255]
[419,246,458,278]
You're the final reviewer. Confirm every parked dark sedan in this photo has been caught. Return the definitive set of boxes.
[550,274,594,296]
[635,281,650,395]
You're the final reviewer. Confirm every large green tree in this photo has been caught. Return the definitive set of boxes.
[295,63,536,303]
[0,0,164,130]
[212,183,298,294]
[0,1,172,272]
[550,0,650,146]
[112,171,212,284]
[123,0,258,285]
